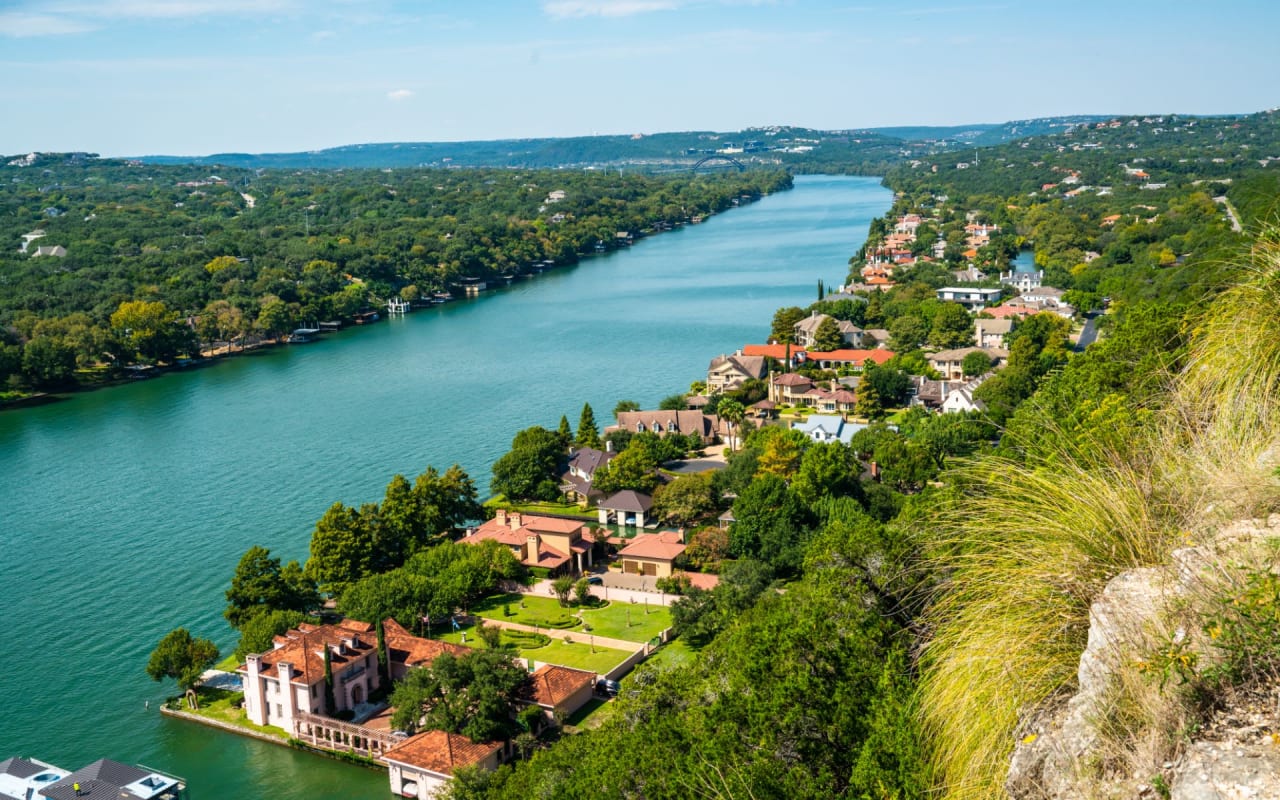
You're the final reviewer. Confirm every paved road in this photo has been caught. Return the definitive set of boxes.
[1214,195,1243,233]
[1075,312,1101,352]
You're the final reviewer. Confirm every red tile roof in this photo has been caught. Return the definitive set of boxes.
[803,348,896,365]
[742,343,802,360]
[382,618,469,670]
[242,619,376,685]
[617,532,686,562]
[383,730,502,777]
[521,665,595,709]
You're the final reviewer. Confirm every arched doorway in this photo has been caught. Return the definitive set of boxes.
[352,683,365,705]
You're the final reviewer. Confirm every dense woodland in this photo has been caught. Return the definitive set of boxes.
[0,160,788,396]
[119,108,1280,799]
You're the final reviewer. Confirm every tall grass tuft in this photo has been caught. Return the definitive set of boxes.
[919,231,1280,799]
[919,442,1176,800]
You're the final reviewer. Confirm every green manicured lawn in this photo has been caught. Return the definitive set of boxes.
[429,619,629,673]
[214,652,241,672]
[471,593,582,630]
[177,687,288,739]
[484,496,598,520]
[580,600,671,643]
[524,638,631,673]
[639,637,698,672]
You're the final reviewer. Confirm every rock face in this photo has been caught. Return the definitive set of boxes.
[1006,517,1280,800]
[1172,741,1280,800]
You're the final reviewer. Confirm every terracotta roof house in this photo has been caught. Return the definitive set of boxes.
[793,311,866,348]
[598,490,654,528]
[384,730,504,800]
[463,510,594,575]
[799,348,896,370]
[381,618,469,680]
[975,318,1014,349]
[560,447,616,507]
[609,410,720,444]
[742,343,802,365]
[984,304,1037,320]
[518,665,596,725]
[239,618,380,732]
[706,353,767,393]
[769,372,814,404]
[617,531,686,578]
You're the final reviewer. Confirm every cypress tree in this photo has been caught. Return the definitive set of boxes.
[576,403,601,449]
[323,646,336,714]
[556,415,573,450]
[375,619,390,686]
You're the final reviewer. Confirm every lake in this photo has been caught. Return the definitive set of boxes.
[0,174,891,799]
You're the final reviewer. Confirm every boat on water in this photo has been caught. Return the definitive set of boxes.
[286,327,321,343]
[0,756,186,800]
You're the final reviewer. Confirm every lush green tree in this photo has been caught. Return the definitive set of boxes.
[234,609,307,659]
[855,381,884,420]
[755,427,807,480]
[340,569,437,627]
[305,502,374,596]
[791,442,863,508]
[658,393,687,410]
[491,426,565,501]
[888,314,928,351]
[110,300,190,362]
[550,575,574,607]
[862,364,912,407]
[390,649,528,741]
[612,399,640,418]
[555,415,573,449]
[146,628,219,691]
[729,475,813,574]
[812,316,846,352]
[20,336,77,388]
[962,349,994,377]
[575,403,601,449]
[591,444,660,495]
[652,472,719,526]
[928,301,974,348]
[770,306,807,344]
[225,545,319,628]
[573,576,592,606]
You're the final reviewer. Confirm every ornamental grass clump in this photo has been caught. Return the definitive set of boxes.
[919,441,1176,800]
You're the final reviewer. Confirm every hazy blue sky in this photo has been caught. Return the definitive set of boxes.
[1,0,1276,156]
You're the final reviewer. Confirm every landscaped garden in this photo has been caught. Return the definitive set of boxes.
[468,591,672,643]
[431,615,634,673]
[172,686,288,739]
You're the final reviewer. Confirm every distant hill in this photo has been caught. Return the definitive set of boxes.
[134,116,1117,172]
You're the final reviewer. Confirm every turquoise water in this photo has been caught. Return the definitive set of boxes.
[0,175,891,798]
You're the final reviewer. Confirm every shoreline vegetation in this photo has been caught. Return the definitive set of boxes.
[0,159,793,407]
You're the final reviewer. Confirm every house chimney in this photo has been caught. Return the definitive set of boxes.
[605,439,613,453]
[509,511,522,529]
[495,508,507,526]
[526,534,539,562]
[277,661,293,680]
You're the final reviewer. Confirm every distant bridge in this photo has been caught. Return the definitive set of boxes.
[691,155,746,173]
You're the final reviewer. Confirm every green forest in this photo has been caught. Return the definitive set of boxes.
[0,159,788,398]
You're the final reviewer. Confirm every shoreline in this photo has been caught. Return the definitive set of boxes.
[159,705,383,772]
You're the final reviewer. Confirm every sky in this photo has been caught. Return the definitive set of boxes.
[1,0,1277,157]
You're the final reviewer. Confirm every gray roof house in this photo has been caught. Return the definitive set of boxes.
[792,414,865,445]
[793,312,865,348]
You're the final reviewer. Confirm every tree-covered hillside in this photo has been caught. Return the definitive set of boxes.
[0,157,788,395]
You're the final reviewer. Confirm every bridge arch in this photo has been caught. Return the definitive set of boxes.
[691,155,746,173]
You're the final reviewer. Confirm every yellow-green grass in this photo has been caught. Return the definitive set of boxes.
[639,637,697,671]
[214,652,241,672]
[920,446,1176,800]
[563,697,612,730]
[579,600,671,642]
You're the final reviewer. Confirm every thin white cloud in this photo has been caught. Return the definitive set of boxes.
[543,1,681,19]
[0,11,95,37]
[387,89,414,101]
